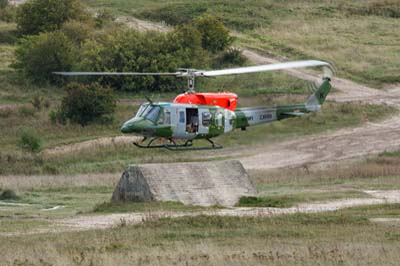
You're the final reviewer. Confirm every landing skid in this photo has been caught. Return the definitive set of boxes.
[133,137,222,151]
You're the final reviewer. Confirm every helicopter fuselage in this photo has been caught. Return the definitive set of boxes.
[121,102,237,140]
[120,78,332,142]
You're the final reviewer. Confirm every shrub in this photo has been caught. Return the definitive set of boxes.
[94,9,115,27]
[193,14,233,53]
[78,28,209,92]
[218,47,247,67]
[13,31,76,84]
[49,109,66,124]
[0,0,7,9]
[18,128,42,152]
[61,20,93,46]
[0,189,19,200]
[58,83,116,126]
[30,95,44,110]
[0,5,17,23]
[16,0,87,35]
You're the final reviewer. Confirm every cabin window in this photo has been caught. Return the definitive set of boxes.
[217,112,223,127]
[179,111,185,123]
[202,112,212,127]
[164,110,171,124]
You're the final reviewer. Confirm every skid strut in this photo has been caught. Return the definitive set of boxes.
[133,137,222,151]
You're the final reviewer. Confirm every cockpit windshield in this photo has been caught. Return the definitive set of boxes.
[135,104,149,118]
[135,104,160,123]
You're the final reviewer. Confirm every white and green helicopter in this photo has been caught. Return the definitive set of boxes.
[55,60,333,150]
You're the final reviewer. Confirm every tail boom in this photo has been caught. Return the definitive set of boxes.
[234,78,332,129]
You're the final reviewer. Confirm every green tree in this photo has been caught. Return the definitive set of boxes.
[78,28,209,92]
[0,0,7,9]
[61,20,93,46]
[16,0,86,35]
[13,31,75,84]
[59,83,116,126]
[193,14,233,53]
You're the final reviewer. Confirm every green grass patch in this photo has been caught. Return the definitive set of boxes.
[237,191,371,208]
[92,201,209,213]
[237,196,295,208]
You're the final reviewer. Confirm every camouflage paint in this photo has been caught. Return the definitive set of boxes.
[121,78,331,140]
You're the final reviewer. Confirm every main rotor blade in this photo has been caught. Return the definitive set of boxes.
[53,72,179,76]
[201,60,331,77]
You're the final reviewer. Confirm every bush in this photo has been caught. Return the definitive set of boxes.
[61,20,93,46]
[18,128,42,152]
[16,0,87,35]
[193,14,233,53]
[30,95,44,110]
[0,189,19,200]
[57,83,116,126]
[0,0,7,9]
[13,31,76,84]
[218,47,247,67]
[78,28,209,92]
[49,109,66,124]
[0,5,17,22]
[94,9,115,27]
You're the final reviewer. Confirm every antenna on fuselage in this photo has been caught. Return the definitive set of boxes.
[144,95,153,104]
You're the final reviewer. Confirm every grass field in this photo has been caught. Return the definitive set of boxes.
[85,0,400,88]
[1,2,400,265]
[2,155,400,265]
[1,205,400,265]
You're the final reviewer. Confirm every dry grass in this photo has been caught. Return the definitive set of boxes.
[1,206,400,265]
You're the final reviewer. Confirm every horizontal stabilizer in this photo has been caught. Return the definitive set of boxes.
[282,112,305,116]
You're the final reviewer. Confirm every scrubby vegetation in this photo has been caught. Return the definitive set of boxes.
[14,31,76,84]
[18,128,42,152]
[16,0,87,35]
[55,82,116,126]
[88,0,400,87]
[0,189,19,200]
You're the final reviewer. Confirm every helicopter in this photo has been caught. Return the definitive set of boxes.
[55,60,333,150]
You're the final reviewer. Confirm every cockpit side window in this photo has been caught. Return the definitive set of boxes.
[146,106,160,122]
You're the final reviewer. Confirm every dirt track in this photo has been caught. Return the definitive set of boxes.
[233,50,400,169]
[43,190,400,232]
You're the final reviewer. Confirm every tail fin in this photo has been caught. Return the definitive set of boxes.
[306,78,331,111]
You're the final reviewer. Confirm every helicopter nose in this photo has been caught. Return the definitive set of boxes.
[120,122,132,133]
[121,119,137,133]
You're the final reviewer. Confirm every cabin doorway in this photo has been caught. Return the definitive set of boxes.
[186,108,199,134]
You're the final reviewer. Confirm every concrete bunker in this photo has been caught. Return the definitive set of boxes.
[112,160,257,207]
